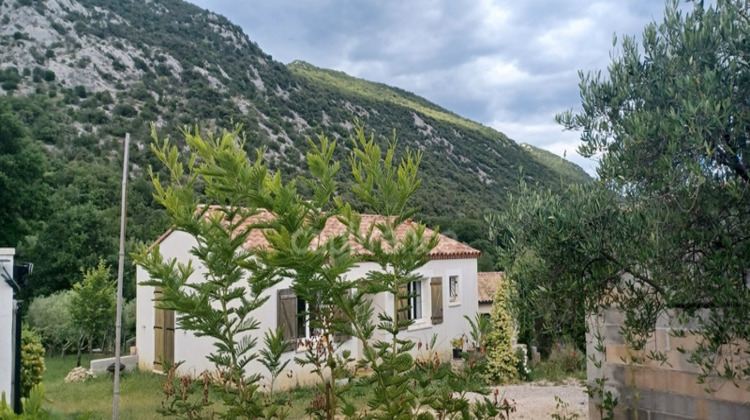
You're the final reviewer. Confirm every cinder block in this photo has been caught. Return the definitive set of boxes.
[665,371,704,398]
[90,355,139,375]
[606,345,632,364]
[668,335,700,353]
[637,390,696,418]
[711,379,750,403]
[648,412,693,420]
[636,368,668,392]
[704,399,750,419]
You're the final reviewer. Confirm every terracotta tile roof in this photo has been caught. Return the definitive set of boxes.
[153,206,480,260]
[477,271,505,303]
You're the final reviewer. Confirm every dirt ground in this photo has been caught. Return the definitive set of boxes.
[470,379,589,419]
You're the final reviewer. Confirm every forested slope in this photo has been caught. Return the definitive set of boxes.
[0,0,589,296]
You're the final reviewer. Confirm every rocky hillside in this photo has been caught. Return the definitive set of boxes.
[0,0,589,296]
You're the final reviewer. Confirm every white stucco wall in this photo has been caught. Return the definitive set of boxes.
[0,248,15,400]
[136,231,480,389]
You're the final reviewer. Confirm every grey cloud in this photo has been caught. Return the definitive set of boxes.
[189,0,675,175]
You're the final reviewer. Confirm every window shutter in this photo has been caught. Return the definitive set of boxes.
[277,288,297,351]
[430,277,443,325]
[396,283,408,329]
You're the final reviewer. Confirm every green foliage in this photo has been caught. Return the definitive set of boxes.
[464,313,491,352]
[0,100,49,248]
[548,342,584,375]
[136,122,496,418]
[0,384,87,420]
[485,276,518,384]
[489,182,605,356]
[20,326,45,399]
[68,259,116,360]
[134,124,283,418]
[258,328,291,398]
[260,133,360,420]
[26,291,78,356]
[550,395,580,420]
[343,124,441,419]
[497,0,750,389]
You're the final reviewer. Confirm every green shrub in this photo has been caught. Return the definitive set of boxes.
[548,341,584,374]
[21,326,45,398]
[485,278,518,384]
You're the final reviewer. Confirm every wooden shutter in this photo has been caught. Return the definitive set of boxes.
[430,277,443,325]
[153,287,174,372]
[396,283,408,329]
[277,288,297,351]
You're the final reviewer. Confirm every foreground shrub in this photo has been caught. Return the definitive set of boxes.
[21,326,45,398]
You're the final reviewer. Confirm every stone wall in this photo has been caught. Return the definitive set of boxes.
[587,309,750,420]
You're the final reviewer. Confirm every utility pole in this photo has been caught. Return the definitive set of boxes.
[112,133,129,419]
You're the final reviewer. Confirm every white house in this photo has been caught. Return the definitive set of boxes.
[136,213,481,388]
[0,248,15,400]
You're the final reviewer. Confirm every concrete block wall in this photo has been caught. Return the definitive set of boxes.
[587,309,750,420]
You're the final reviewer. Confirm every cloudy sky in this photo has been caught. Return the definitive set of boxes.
[186,0,677,175]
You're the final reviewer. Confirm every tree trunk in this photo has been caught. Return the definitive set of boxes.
[76,333,84,367]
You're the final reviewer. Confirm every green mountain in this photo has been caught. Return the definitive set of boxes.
[0,0,589,296]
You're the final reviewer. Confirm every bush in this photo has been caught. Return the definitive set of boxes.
[21,326,45,398]
[548,341,584,374]
[485,278,518,384]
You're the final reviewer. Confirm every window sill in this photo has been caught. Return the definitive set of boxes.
[407,321,432,332]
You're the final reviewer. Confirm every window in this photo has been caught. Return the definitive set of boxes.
[449,275,459,303]
[407,280,422,320]
[278,288,314,350]
[397,277,443,327]
[277,288,349,351]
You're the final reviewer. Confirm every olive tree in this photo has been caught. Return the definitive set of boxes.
[496,0,750,384]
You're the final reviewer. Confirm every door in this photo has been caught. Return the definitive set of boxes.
[153,287,174,372]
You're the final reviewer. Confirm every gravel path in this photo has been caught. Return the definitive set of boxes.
[468,380,589,419]
[497,380,588,419]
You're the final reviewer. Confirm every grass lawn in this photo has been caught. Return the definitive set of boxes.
[41,353,583,418]
[42,355,372,419]
[44,354,165,419]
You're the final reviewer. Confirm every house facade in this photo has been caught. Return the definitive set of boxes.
[136,215,480,389]
[0,248,14,400]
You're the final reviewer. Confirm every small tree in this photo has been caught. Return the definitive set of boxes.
[27,290,78,357]
[485,277,518,384]
[134,125,284,418]
[68,259,116,366]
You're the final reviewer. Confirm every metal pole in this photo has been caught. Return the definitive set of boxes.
[113,133,130,419]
